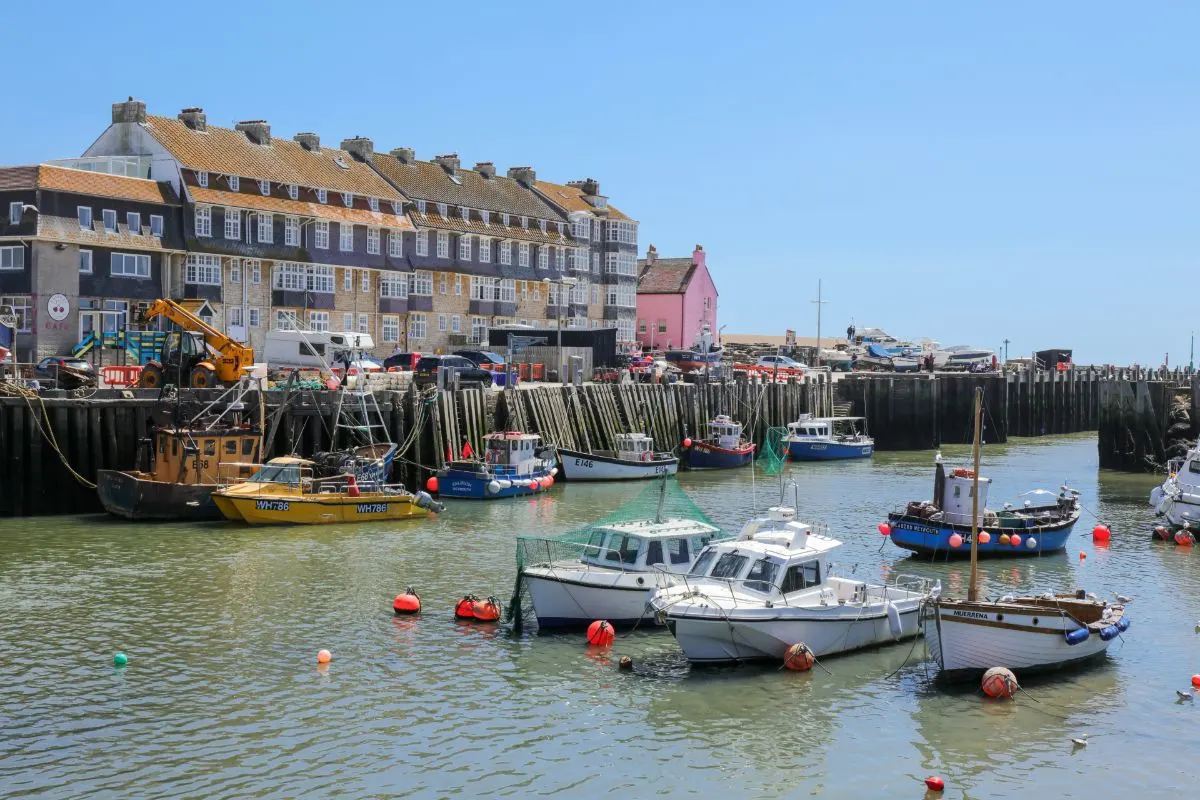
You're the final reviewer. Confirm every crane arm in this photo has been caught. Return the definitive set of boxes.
[140,299,251,363]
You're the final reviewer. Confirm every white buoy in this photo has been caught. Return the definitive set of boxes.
[886,602,902,640]
[487,480,501,495]
[550,467,559,476]
[498,479,512,490]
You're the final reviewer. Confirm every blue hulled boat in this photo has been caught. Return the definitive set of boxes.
[784,415,874,460]
[683,415,755,469]
[886,454,1081,557]
[436,432,557,499]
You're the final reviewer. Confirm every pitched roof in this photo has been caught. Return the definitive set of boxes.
[0,164,177,204]
[636,258,696,294]
[190,186,414,229]
[141,115,404,200]
[370,154,561,219]
[37,215,176,251]
[413,207,570,246]
[534,180,632,221]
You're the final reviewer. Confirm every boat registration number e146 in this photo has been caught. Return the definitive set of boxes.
[255,500,289,511]
[574,458,594,469]
[356,503,388,514]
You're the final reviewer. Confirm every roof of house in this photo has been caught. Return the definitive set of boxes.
[0,164,177,204]
[412,206,570,246]
[37,214,177,251]
[369,154,561,219]
[636,258,696,294]
[141,115,404,200]
[189,186,414,229]
[534,180,632,221]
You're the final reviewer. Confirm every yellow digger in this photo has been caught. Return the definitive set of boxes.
[137,299,255,388]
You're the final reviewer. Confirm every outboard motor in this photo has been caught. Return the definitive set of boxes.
[415,490,445,514]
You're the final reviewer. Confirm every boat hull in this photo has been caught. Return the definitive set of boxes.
[212,491,431,525]
[666,600,923,663]
[96,470,223,521]
[436,467,555,499]
[558,449,679,481]
[786,440,874,460]
[887,513,1077,557]
[523,569,662,628]
[684,441,755,470]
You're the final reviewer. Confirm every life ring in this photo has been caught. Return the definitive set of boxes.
[641,451,652,462]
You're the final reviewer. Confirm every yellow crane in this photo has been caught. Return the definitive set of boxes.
[137,299,255,388]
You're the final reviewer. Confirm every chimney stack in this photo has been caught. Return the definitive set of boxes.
[177,107,206,131]
[112,97,147,124]
[294,132,320,151]
[340,136,374,162]
[507,166,536,188]
[235,120,271,146]
[581,178,600,196]
[433,153,461,173]
[646,244,658,266]
[474,162,496,179]
[390,147,415,164]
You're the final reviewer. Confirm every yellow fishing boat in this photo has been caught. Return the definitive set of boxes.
[212,457,443,525]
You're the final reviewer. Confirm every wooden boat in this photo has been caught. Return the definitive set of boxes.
[436,432,557,499]
[664,323,723,372]
[682,415,755,469]
[783,414,874,460]
[922,387,1130,680]
[558,433,679,481]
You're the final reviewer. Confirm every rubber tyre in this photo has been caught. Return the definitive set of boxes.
[139,363,164,389]
[190,365,216,388]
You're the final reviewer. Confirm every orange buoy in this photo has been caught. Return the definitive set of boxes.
[1010,534,1022,547]
[978,531,991,544]
[454,595,479,619]
[1192,674,1200,688]
[925,776,945,792]
[948,533,964,548]
[981,666,1019,698]
[472,596,502,622]
[543,475,554,488]
[586,619,615,647]
[393,587,421,615]
[1176,530,1194,546]
[783,642,815,671]
[1079,550,1087,560]
[425,476,438,493]
[999,533,1011,545]
[529,479,540,492]
[346,474,360,498]
[1092,524,1111,542]
[317,649,332,664]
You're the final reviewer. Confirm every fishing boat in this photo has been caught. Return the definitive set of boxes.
[664,323,723,372]
[922,387,1130,680]
[886,455,1081,558]
[652,499,931,663]
[558,433,679,481]
[1149,439,1200,529]
[436,432,558,499]
[783,414,874,460]
[682,415,755,469]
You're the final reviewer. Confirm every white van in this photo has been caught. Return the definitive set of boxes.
[265,330,377,370]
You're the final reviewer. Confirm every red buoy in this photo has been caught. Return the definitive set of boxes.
[948,533,964,548]
[1176,530,1194,546]
[472,596,502,622]
[1191,674,1200,689]
[783,642,815,671]
[346,474,361,498]
[878,522,891,536]
[542,475,554,488]
[1154,525,1172,540]
[924,776,945,792]
[1010,534,1022,547]
[528,479,540,492]
[454,595,478,619]
[682,437,693,448]
[426,476,439,493]
[978,531,992,544]
[586,620,615,647]
[1092,524,1111,542]
[981,666,1019,698]
[393,587,421,615]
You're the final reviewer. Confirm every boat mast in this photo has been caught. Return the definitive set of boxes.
[968,386,983,602]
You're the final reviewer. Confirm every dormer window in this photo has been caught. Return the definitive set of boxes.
[460,206,470,222]
[342,192,354,208]
[317,189,327,204]
[437,202,448,217]
[502,213,510,226]
[520,216,528,229]
[481,210,490,225]
[368,197,379,212]
[259,180,270,196]
[229,176,239,192]
[391,201,402,215]
[557,222,565,234]
[287,184,299,200]
[539,219,548,234]
[197,171,208,188]
[416,200,427,214]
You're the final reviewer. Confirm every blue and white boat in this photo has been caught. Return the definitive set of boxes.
[436,432,557,499]
[683,415,755,469]
[887,453,1081,558]
[784,415,874,460]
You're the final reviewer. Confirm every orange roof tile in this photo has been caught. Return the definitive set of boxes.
[416,209,569,245]
[189,186,414,230]
[534,179,631,221]
[0,164,177,204]
[371,154,561,219]
[142,116,404,201]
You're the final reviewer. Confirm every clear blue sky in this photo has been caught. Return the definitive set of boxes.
[2,2,1196,365]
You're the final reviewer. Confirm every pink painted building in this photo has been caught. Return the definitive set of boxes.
[635,244,718,351]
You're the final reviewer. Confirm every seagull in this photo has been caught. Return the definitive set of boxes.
[1176,690,1194,702]
[1086,592,1099,602]
[1113,592,1133,604]
[1071,734,1089,748]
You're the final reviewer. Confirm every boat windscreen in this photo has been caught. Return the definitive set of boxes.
[249,464,302,484]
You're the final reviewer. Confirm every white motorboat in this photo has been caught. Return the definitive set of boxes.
[558,433,679,481]
[923,387,1130,680]
[652,505,930,663]
[521,517,724,628]
[1149,439,1200,529]
[932,345,995,370]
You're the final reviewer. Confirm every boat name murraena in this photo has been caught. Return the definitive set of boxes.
[951,610,989,620]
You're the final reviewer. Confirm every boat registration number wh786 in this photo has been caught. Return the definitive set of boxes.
[356,503,389,514]
[255,500,289,511]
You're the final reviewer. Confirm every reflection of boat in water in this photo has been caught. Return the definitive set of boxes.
[1149,439,1200,529]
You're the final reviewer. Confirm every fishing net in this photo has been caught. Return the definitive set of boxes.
[507,477,724,628]
[757,426,789,474]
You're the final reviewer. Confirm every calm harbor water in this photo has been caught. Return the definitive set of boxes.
[2,435,1198,798]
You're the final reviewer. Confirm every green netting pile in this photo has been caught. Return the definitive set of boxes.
[757,426,789,474]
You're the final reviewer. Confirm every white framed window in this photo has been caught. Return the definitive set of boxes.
[519,242,530,267]
[229,306,243,328]
[532,285,540,301]
[314,220,329,249]
[126,212,141,234]
[309,311,330,332]
[480,238,491,263]
[499,278,516,303]
[453,274,461,296]
[358,313,369,334]
[111,252,151,278]
[343,312,354,330]
[470,275,491,301]
[415,230,429,256]
[150,214,163,236]
[481,210,490,225]
[416,200,426,215]
[284,215,299,246]
[382,315,400,343]
[556,247,565,270]
[539,219,547,234]
[230,259,241,284]
[197,170,208,188]
[274,310,297,330]
[368,197,379,212]
[604,252,637,275]
[502,213,510,226]
[520,215,528,229]
[451,314,461,333]
[436,202,448,217]
[521,281,528,300]
[459,235,472,260]
[103,209,117,232]
[471,316,488,344]
[592,252,599,273]
[367,227,380,255]
[411,270,433,295]
[249,260,261,284]
[185,254,221,285]
[500,240,511,265]
[194,206,211,237]
[78,249,92,274]
[259,180,270,196]
[361,269,371,293]
[339,223,354,252]
[460,205,470,222]
[224,207,241,240]
[77,206,92,230]
[571,215,590,238]
[388,230,402,257]
[287,184,299,200]
[439,274,447,295]
[438,313,448,332]
[592,285,600,304]
[249,307,261,328]
[380,273,408,298]
[436,232,449,258]
[538,247,549,270]
[307,265,334,293]
[391,201,402,215]
[257,212,273,243]
[0,294,30,331]
[343,269,352,292]
[229,176,240,192]
[317,188,327,204]
[408,312,427,340]
[342,192,354,208]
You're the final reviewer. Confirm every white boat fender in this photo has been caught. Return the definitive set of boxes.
[487,480,501,495]
[498,479,513,490]
[886,602,903,640]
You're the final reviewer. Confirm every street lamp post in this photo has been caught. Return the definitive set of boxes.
[543,276,578,384]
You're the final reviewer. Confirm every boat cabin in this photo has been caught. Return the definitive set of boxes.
[245,457,313,486]
[580,518,723,573]
[938,467,993,525]
[482,432,545,475]
[786,415,868,442]
[615,433,657,461]
[705,415,744,449]
[144,426,261,485]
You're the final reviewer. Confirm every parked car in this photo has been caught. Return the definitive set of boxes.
[414,355,493,388]
[383,351,421,371]
[34,356,94,380]
[756,355,808,370]
[453,350,506,369]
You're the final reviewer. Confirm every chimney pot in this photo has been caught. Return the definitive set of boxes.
[235,120,271,146]
[294,132,321,151]
[177,107,206,131]
[339,136,374,162]
[390,147,415,164]
[474,161,496,179]
[582,178,600,196]
[506,166,536,188]
[112,98,147,124]
[433,153,461,173]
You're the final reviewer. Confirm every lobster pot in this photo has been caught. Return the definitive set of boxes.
[941,472,992,526]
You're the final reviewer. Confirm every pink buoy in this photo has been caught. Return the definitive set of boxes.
[1010,534,1022,547]
[948,533,964,548]
[978,531,991,544]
